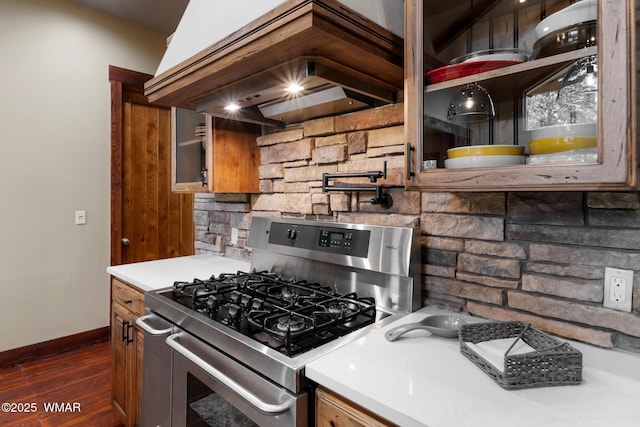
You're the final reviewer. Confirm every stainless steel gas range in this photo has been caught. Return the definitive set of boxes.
[136,216,420,427]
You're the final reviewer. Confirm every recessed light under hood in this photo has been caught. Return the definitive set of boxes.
[195,60,391,126]
[258,85,375,124]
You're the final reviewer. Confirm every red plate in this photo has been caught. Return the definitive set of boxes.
[426,60,522,84]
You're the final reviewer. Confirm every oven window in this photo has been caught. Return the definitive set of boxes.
[187,373,259,427]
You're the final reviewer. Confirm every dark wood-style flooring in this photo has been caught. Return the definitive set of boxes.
[0,341,124,427]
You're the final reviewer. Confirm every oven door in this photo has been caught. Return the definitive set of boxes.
[167,329,308,427]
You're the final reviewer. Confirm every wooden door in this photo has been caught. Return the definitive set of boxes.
[110,66,194,265]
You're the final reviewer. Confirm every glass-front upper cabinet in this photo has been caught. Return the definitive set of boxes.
[171,108,262,193]
[172,107,208,192]
[404,0,637,191]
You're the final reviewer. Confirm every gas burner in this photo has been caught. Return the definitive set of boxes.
[322,303,354,319]
[193,286,212,298]
[280,287,298,301]
[276,315,310,333]
[315,295,373,320]
[263,282,332,305]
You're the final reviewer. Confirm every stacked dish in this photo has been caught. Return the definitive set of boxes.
[449,48,532,64]
[426,48,531,84]
[445,145,525,169]
[528,123,597,155]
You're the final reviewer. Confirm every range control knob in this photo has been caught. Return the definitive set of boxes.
[286,228,298,240]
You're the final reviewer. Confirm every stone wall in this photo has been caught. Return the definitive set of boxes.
[194,103,640,353]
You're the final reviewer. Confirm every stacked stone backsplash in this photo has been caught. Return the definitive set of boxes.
[194,103,640,353]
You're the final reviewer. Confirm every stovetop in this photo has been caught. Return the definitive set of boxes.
[163,271,376,357]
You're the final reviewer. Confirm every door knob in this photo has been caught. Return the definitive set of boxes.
[121,237,130,246]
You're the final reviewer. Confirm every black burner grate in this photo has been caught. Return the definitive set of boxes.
[166,271,376,356]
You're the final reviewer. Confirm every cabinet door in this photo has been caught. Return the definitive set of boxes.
[111,303,135,426]
[208,115,262,193]
[171,108,262,193]
[405,0,636,191]
[172,107,209,192]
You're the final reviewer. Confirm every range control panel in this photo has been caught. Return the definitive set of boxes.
[319,230,354,249]
[268,222,370,257]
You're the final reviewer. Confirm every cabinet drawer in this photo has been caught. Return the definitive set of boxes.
[111,278,145,317]
[316,387,395,427]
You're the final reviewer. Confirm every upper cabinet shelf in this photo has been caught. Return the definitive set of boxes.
[404,0,637,191]
[425,47,596,96]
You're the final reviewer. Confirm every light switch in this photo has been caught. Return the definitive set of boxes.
[75,210,87,225]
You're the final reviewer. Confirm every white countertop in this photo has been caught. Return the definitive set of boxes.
[106,254,250,291]
[306,306,640,427]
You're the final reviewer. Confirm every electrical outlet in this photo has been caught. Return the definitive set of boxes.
[230,227,239,245]
[603,267,633,312]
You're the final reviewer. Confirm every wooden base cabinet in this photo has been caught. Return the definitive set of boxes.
[111,278,145,427]
[316,387,396,427]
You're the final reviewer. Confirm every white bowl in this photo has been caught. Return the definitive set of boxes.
[444,155,525,169]
[534,0,597,41]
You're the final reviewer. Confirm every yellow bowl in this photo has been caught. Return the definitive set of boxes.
[447,145,525,159]
[528,136,597,155]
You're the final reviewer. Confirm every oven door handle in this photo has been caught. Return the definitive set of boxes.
[135,314,173,335]
[166,333,292,415]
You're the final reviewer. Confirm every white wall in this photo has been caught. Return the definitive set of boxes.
[0,0,166,352]
[156,0,286,75]
[155,0,404,75]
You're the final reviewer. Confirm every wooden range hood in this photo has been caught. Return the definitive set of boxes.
[143,0,404,126]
